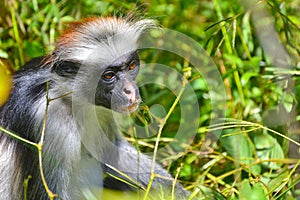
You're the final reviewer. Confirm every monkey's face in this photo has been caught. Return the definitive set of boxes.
[94,51,141,114]
[49,17,155,114]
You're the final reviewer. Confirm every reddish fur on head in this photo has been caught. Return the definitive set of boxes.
[50,16,155,64]
[55,17,117,47]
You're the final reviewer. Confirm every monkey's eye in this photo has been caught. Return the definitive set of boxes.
[102,71,115,81]
[128,60,137,70]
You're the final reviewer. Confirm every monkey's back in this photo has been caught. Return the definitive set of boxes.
[0,57,52,199]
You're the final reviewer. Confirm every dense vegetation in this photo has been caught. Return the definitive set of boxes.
[0,0,299,199]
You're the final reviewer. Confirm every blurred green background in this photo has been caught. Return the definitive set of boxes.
[0,0,300,199]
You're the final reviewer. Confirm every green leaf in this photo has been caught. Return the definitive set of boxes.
[242,12,254,53]
[241,72,258,86]
[220,130,252,164]
[254,133,284,170]
[191,78,207,90]
[239,179,268,200]
[282,92,294,113]
[0,49,8,59]
[190,185,226,200]
[264,170,289,193]
[223,53,244,67]
[220,130,261,175]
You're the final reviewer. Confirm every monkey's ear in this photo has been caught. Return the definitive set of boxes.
[52,61,80,78]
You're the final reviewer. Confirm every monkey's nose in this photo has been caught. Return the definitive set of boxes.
[123,87,132,95]
[123,86,136,103]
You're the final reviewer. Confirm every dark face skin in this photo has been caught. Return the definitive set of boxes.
[52,51,141,113]
[95,51,141,113]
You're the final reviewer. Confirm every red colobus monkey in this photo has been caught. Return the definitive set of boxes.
[0,17,189,199]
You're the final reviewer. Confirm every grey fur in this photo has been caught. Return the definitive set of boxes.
[0,17,188,199]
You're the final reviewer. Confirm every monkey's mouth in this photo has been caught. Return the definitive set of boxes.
[120,99,141,114]
[127,102,140,113]
[127,103,139,112]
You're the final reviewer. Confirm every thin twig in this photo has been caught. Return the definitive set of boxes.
[143,66,191,199]
[37,81,59,200]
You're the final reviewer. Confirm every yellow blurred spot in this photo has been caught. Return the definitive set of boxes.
[0,60,12,106]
